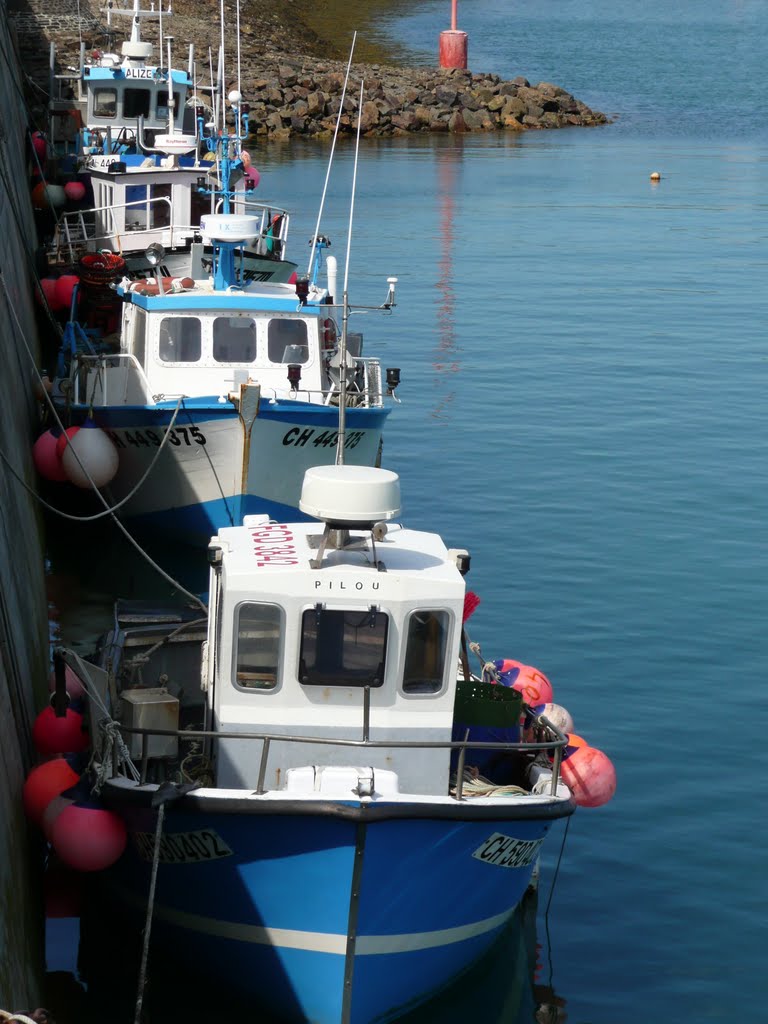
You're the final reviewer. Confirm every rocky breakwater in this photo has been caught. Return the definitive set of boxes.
[238,59,609,139]
[9,0,608,139]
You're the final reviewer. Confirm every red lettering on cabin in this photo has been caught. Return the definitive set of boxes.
[250,524,298,567]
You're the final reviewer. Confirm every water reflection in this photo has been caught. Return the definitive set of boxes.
[43,873,568,1024]
[431,140,463,421]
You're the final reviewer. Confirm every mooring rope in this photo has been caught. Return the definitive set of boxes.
[0,269,207,614]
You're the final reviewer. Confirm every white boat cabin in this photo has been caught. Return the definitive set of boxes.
[204,467,469,796]
[74,279,358,407]
[54,165,290,273]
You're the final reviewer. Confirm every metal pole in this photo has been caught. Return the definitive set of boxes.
[451,0,457,31]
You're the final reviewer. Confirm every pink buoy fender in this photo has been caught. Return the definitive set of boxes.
[486,658,554,706]
[560,745,617,808]
[64,180,86,203]
[22,758,80,826]
[31,131,48,165]
[60,419,119,489]
[32,705,89,756]
[51,799,128,871]
[33,428,68,482]
[42,775,90,841]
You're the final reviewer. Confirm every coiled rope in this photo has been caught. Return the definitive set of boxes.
[450,769,528,798]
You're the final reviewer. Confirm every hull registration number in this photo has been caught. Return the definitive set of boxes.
[472,832,543,869]
[133,828,233,865]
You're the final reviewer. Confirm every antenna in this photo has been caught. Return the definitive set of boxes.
[335,78,365,467]
[307,32,357,278]
[219,0,226,128]
[159,1,164,70]
[166,36,174,135]
[236,0,242,138]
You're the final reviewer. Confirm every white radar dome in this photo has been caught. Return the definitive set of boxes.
[299,466,401,525]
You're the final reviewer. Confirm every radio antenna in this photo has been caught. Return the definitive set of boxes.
[307,32,357,277]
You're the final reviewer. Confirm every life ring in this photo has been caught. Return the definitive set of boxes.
[129,276,195,296]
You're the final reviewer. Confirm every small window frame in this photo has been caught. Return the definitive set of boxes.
[400,608,453,697]
[299,606,389,689]
[232,600,284,693]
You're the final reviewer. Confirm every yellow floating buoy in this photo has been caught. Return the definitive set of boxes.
[650,171,661,182]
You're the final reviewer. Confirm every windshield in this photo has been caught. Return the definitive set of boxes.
[299,607,388,688]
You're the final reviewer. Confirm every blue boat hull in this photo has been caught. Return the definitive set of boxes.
[102,802,558,1024]
[60,399,389,545]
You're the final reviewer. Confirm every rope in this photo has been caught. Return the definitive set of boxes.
[64,650,141,787]
[0,270,207,614]
[92,718,141,791]
[124,617,207,670]
[450,769,528,798]
[133,802,166,1024]
[0,1014,47,1024]
[0,395,185,522]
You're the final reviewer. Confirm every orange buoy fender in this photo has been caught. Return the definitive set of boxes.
[560,745,617,807]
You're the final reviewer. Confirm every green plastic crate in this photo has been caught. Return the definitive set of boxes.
[453,680,523,727]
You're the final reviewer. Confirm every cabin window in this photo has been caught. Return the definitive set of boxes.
[93,89,117,119]
[267,319,309,364]
[149,183,172,228]
[234,602,281,690]
[124,88,151,119]
[157,317,201,363]
[190,186,209,227]
[213,316,256,363]
[401,610,450,694]
[125,184,147,230]
[299,607,388,688]
[156,92,184,122]
[132,309,147,368]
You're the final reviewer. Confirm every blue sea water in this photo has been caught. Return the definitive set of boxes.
[45,2,768,1022]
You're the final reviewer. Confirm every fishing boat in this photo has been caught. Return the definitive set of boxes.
[46,0,196,175]
[41,82,400,546]
[46,459,615,1024]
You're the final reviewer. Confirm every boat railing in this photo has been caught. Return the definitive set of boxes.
[234,358,382,408]
[112,710,569,801]
[71,353,152,406]
[52,197,197,264]
[213,198,291,257]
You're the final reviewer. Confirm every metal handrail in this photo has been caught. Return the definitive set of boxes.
[54,196,193,263]
[72,352,152,405]
[115,713,569,800]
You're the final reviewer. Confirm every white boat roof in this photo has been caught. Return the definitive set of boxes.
[215,518,466,595]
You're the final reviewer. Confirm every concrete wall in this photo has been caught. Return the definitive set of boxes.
[0,1,51,1009]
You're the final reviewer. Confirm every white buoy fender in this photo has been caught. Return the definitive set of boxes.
[61,420,119,488]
